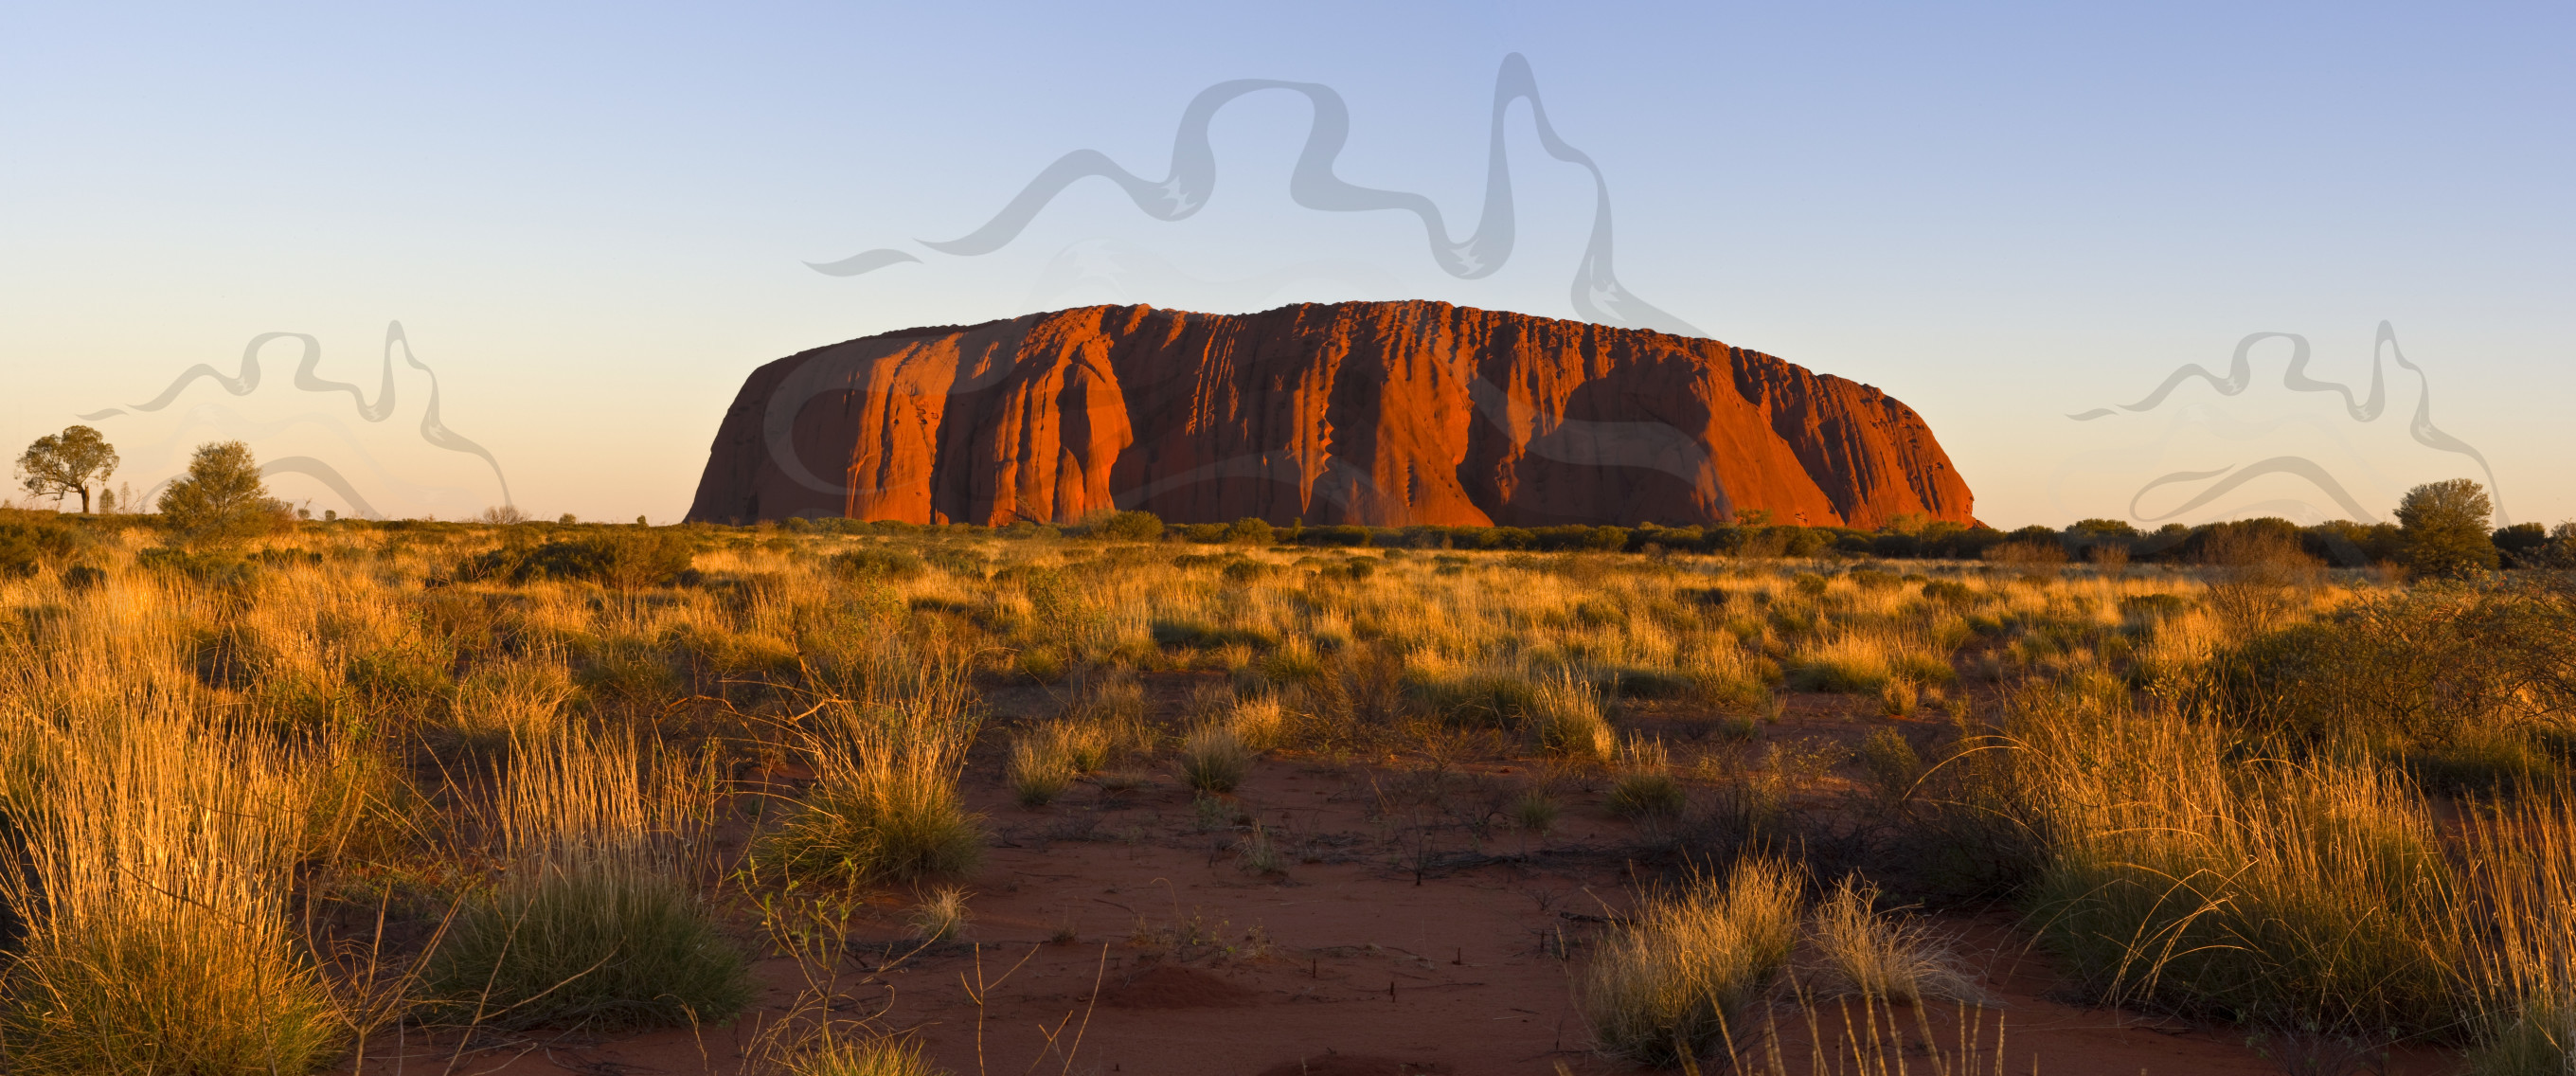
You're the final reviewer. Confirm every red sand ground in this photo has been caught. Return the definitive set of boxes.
[343,680,2467,1076]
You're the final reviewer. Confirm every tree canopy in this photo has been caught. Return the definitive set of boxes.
[15,425,118,513]
[2395,477,2498,580]
[158,440,285,547]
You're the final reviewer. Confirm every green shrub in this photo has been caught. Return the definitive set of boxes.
[136,547,261,588]
[922,547,989,578]
[1859,727,1923,803]
[1608,770,1686,818]
[1219,559,1276,584]
[1405,669,1540,727]
[457,530,700,588]
[0,516,77,577]
[2118,593,2188,620]
[1583,526,1632,551]
[1222,517,1276,545]
[157,440,287,548]
[2185,583,2563,753]
[1148,619,1278,651]
[1846,568,1901,591]
[828,546,925,581]
[1095,511,1163,542]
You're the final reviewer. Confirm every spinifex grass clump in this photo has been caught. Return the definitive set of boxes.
[1606,736,1686,818]
[0,708,347,1075]
[1807,875,1983,1004]
[422,729,750,1031]
[798,1035,950,1076]
[2012,688,2472,1038]
[1177,723,1253,794]
[1225,692,1288,748]
[906,888,972,942]
[2461,794,2576,1075]
[1578,858,1805,1066]
[1529,667,1614,760]
[758,643,985,885]
[1008,731,1076,807]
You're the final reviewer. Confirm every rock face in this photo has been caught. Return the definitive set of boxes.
[687,301,1974,529]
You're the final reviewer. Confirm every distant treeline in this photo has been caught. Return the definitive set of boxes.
[751,511,2573,570]
[17,503,2566,581]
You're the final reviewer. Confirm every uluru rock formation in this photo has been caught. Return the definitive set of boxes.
[687,301,1974,529]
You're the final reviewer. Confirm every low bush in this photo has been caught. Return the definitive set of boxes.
[1857,727,1923,803]
[1404,668,1539,727]
[0,515,77,577]
[922,547,989,578]
[1093,511,1164,542]
[1222,517,1276,545]
[456,529,701,588]
[829,546,926,581]
[137,547,261,587]
[2185,581,2576,754]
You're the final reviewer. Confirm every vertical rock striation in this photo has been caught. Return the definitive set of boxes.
[687,301,1973,529]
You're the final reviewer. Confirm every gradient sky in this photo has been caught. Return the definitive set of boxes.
[4,2,2567,527]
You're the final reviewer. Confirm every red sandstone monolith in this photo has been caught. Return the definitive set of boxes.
[687,301,1974,529]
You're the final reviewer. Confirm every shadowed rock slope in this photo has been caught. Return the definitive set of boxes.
[687,301,1974,529]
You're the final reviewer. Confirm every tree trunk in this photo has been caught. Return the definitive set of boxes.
[77,486,90,514]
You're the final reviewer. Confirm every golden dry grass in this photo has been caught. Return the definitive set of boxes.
[11,512,2574,1071]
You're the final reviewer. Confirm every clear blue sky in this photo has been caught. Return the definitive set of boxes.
[4,2,2567,527]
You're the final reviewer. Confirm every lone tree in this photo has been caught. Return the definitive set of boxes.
[158,440,286,547]
[16,425,119,513]
[2395,477,2499,580]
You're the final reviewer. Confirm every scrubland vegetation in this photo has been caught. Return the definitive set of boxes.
[5,475,2576,1072]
